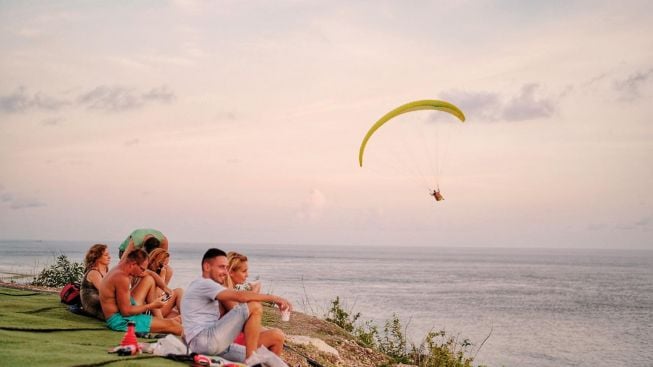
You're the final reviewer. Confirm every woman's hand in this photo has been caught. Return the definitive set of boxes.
[274,296,292,312]
[250,280,262,293]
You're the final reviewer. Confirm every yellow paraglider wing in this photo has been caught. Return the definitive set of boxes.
[358,100,466,167]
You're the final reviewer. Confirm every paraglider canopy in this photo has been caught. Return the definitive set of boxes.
[358,99,466,202]
[358,99,465,167]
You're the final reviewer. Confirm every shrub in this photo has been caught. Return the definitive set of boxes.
[324,296,360,332]
[354,319,378,348]
[32,254,84,287]
[324,296,483,367]
[410,330,476,367]
[377,314,411,363]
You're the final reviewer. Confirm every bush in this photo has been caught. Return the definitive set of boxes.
[354,319,378,348]
[324,296,360,332]
[410,330,476,367]
[325,296,483,367]
[32,254,84,287]
[377,314,410,363]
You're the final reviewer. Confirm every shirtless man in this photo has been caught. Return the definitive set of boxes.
[99,249,182,335]
[181,248,291,362]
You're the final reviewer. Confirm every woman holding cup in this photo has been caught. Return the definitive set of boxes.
[227,252,289,323]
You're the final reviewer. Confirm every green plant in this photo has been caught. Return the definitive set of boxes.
[354,319,378,348]
[32,254,84,287]
[376,313,411,363]
[409,330,476,367]
[324,296,484,367]
[324,296,360,332]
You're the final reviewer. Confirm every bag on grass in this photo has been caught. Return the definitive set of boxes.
[60,283,81,305]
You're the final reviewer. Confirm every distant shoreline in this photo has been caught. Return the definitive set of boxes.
[0,279,58,293]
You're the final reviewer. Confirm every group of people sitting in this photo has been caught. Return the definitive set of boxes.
[79,228,292,363]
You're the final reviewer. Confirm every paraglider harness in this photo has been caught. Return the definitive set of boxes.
[431,188,444,202]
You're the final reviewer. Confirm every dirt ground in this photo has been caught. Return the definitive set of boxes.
[263,304,393,367]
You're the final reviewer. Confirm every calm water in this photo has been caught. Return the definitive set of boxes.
[1,240,651,367]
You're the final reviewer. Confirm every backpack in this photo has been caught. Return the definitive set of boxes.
[60,283,81,305]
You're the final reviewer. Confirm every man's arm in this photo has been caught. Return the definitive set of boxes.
[120,238,136,261]
[160,236,169,251]
[217,289,292,311]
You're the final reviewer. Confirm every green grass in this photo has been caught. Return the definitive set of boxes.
[0,286,183,366]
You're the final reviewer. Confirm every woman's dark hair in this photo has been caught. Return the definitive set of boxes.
[143,237,161,253]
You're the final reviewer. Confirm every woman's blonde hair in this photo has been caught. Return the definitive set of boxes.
[147,248,170,274]
[84,244,108,272]
[226,251,248,289]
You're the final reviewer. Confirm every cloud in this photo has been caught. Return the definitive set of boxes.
[9,198,47,210]
[77,85,176,112]
[41,117,64,126]
[616,215,652,231]
[297,189,327,221]
[502,83,555,121]
[123,138,140,147]
[634,215,652,228]
[613,68,653,101]
[77,86,143,111]
[142,86,176,104]
[0,191,46,210]
[440,84,555,123]
[0,85,176,114]
[215,111,237,122]
[587,223,606,231]
[440,90,502,122]
[0,87,69,113]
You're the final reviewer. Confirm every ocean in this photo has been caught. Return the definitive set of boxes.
[1,240,651,367]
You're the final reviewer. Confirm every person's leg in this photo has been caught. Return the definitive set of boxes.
[130,275,155,304]
[149,316,183,335]
[190,303,249,357]
[159,287,184,318]
[258,328,285,356]
[131,275,162,317]
[173,287,183,313]
[243,301,263,358]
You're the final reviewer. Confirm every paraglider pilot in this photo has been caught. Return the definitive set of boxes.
[431,189,444,202]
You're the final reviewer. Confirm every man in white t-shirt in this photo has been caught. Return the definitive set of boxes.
[181,248,292,362]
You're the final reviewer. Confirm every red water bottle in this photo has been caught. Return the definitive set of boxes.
[119,321,140,355]
[120,321,138,346]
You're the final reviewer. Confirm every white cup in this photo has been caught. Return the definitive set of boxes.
[281,309,290,322]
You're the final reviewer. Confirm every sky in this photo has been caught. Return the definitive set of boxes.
[0,1,651,249]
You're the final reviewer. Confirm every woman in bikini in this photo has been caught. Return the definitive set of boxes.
[80,243,111,320]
